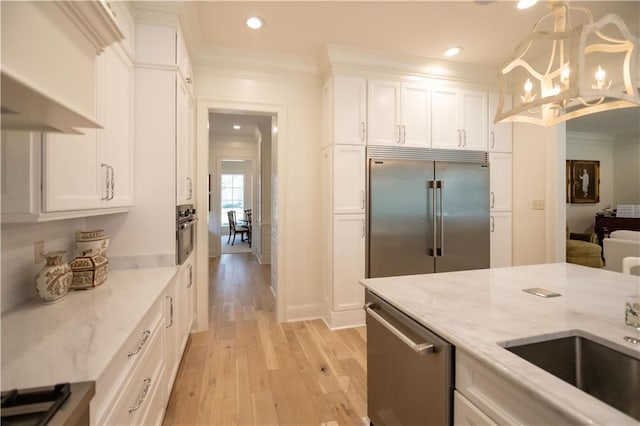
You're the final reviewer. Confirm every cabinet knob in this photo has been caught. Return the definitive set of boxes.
[186,77,193,84]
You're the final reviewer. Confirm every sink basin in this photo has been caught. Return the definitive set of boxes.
[503,332,640,421]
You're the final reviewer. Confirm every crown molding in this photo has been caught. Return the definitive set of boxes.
[566,131,616,146]
[321,44,498,89]
[129,1,183,26]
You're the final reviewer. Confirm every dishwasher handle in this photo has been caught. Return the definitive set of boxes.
[365,303,435,356]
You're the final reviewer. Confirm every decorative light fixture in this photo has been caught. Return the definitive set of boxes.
[495,1,639,127]
[233,124,241,130]
[246,16,264,30]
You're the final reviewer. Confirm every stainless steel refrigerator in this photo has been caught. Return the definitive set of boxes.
[367,146,490,278]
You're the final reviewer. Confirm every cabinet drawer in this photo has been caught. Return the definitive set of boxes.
[456,350,571,425]
[103,324,164,426]
[92,298,163,424]
[454,391,496,426]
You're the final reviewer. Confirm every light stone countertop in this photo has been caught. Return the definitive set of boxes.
[361,263,640,426]
[1,266,179,390]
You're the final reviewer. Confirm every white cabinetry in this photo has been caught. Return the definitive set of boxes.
[490,212,512,268]
[0,1,124,133]
[488,93,513,153]
[332,145,366,214]
[1,42,133,222]
[176,76,194,204]
[324,76,367,146]
[331,215,366,312]
[92,296,165,426]
[432,87,487,151]
[455,350,569,425]
[489,152,512,267]
[367,80,430,147]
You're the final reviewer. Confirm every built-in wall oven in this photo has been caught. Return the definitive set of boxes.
[176,204,197,265]
[366,290,453,426]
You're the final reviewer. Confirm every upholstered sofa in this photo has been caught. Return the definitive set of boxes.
[566,229,604,268]
[603,230,640,273]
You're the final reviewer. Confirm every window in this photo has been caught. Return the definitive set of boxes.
[221,174,244,226]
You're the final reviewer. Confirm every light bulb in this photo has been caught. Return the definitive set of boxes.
[561,64,570,83]
[524,78,533,94]
[595,66,606,88]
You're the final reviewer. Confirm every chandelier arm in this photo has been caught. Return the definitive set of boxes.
[584,42,633,54]
[502,58,544,81]
[594,31,633,45]
[533,11,555,32]
[545,40,559,76]
[576,96,605,107]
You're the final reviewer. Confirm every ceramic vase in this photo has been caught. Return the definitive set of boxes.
[35,251,72,304]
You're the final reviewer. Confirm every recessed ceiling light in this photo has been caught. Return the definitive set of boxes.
[233,124,241,130]
[246,16,264,30]
[517,0,538,10]
[443,47,462,57]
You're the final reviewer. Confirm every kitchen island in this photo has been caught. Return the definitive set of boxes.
[361,263,640,425]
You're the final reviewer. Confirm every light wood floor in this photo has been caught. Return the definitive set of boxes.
[163,253,367,426]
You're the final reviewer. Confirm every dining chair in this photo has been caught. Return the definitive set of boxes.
[622,256,640,275]
[227,210,249,245]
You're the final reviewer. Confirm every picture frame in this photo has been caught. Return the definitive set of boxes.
[568,160,600,203]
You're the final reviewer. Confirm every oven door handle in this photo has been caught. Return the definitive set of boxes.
[179,218,198,230]
[365,303,435,356]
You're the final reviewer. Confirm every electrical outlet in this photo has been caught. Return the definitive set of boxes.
[532,200,545,210]
[34,240,44,263]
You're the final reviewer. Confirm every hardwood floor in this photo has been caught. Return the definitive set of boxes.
[163,253,367,426]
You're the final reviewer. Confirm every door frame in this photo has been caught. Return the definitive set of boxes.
[195,98,287,330]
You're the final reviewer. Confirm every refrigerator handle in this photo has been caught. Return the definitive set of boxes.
[436,180,444,256]
[428,180,436,257]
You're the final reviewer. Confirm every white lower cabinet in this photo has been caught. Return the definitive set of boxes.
[489,152,512,212]
[455,350,569,425]
[490,212,512,268]
[326,214,366,327]
[92,296,165,425]
[454,391,496,426]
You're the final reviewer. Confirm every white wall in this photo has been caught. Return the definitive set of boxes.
[613,136,640,205]
[512,124,554,266]
[195,65,323,321]
[566,132,615,233]
[1,218,87,312]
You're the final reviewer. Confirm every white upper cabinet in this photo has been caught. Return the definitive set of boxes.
[368,80,401,146]
[332,145,366,214]
[401,83,431,147]
[432,87,488,151]
[0,1,124,133]
[176,76,195,205]
[368,80,431,147]
[328,76,367,146]
[488,93,513,153]
[489,152,512,212]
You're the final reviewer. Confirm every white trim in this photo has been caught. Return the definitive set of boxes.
[566,131,616,146]
[196,98,287,325]
[257,253,271,265]
[286,303,324,322]
[323,309,366,330]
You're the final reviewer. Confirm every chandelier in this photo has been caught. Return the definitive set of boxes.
[495,1,639,127]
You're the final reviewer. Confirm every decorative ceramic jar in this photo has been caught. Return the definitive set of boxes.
[70,254,108,290]
[35,251,72,304]
[75,229,109,258]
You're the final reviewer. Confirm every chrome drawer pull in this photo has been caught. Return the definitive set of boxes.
[365,303,434,356]
[127,330,151,357]
[128,377,151,413]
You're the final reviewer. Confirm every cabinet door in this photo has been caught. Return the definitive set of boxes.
[333,76,367,145]
[42,129,101,212]
[164,277,178,397]
[431,87,460,149]
[401,83,431,148]
[368,80,401,146]
[460,90,488,151]
[176,77,193,204]
[180,259,194,348]
[101,45,134,207]
[489,153,512,211]
[333,145,365,214]
[490,212,512,268]
[332,214,365,311]
[454,391,497,426]
[488,93,513,152]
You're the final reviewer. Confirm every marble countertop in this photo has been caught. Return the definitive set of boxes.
[1,267,178,390]
[361,263,640,425]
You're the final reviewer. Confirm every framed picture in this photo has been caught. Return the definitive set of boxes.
[565,160,572,203]
[568,160,600,203]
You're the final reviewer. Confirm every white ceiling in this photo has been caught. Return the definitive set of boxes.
[209,112,272,141]
[184,1,640,138]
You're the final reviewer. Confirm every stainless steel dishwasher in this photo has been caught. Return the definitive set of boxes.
[366,290,453,426]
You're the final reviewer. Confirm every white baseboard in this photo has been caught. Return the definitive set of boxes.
[286,303,323,322]
[324,308,366,330]
[257,252,271,265]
